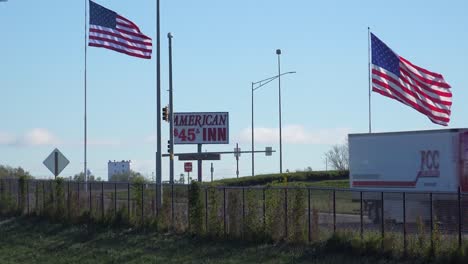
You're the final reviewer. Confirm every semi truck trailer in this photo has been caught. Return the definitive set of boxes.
[349,128,468,223]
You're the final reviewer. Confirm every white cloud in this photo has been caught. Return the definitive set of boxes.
[23,128,59,146]
[0,131,16,145]
[236,125,350,145]
[0,128,59,146]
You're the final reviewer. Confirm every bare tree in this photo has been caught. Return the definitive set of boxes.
[324,142,349,171]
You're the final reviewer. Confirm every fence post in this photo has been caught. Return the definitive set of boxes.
[333,189,336,234]
[223,187,226,236]
[263,187,266,232]
[141,183,144,225]
[89,182,92,216]
[8,180,11,208]
[242,187,245,239]
[308,188,311,243]
[284,188,288,240]
[205,187,208,234]
[114,183,117,217]
[171,183,174,225]
[187,185,190,232]
[67,181,70,220]
[17,179,20,211]
[27,180,30,215]
[50,181,54,207]
[77,182,80,215]
[403,192,407,256]
[430,192,434,254]
[458,187,462,249]
[34,180,39,214]
[155,183,158,217]
[127,182,130,221]
[100,181,104,220]
[381,191,384,251]
[360,191,363,240]
[42,181,45,213]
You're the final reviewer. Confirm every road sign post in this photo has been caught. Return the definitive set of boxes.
[211,163,214,182]
[197,144,202,182]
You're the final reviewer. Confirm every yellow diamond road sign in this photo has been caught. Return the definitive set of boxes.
[43,148,69,177]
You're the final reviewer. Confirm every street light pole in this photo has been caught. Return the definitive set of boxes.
[251,82,254,178]
[276,49,283,174]
[251,71,296,177]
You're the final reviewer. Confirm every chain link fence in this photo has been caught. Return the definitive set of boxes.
[0,178,467,254]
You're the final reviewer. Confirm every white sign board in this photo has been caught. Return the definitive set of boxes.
[173,112,229,144]
[43,148,69,177]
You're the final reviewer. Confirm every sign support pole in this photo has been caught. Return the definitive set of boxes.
[54,151,58,179]
[197,144,202,182]
[211,163,214,182]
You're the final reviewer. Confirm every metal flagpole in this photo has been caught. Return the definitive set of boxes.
[168,32,174,184]
[368,27,372,133]
[84,0,88,189]
[156,0,162,209]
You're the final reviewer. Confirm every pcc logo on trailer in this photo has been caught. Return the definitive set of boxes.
[417,150,440,178]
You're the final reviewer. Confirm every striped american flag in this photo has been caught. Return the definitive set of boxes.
[89,1,152,59]
[371,33,452,126]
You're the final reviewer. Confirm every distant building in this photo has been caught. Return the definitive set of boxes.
[108,160,130,181]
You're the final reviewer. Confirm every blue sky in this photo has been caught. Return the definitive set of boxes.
[0,0,466,180]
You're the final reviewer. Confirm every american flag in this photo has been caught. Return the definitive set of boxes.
[89,1,152,59]
[371,33,452,126]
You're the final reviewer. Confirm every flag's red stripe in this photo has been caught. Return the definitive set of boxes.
[89,40,151,57]
[89,36,152,53]
[372,69,452,108]
[116,15,140,31]
[90,28,151,46]
[116,27,151,41]
[373,78,450,115]
[399,68,452,99]
[372,86,449,125]
[89,43,151,59]
[399,58,451,88]
[399,56,443,79]
[117,21,139,33]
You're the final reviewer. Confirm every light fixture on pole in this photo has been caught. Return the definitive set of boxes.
[251,70,295,177]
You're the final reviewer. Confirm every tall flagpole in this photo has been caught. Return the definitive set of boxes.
[156,0,162,209]
[368,27,372,133]
[84,0,88,186]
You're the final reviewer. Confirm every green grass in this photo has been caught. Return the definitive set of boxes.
[214,170,348,186]
[0,217,436,264]
[305,179,349,188]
